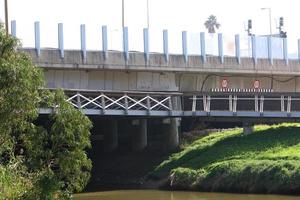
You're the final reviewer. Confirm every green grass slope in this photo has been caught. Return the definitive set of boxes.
[153,123,300,194]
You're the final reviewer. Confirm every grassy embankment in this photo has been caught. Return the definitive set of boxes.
[152,123,300,194]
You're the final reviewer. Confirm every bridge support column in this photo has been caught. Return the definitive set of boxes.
[132,119,147,151]
[164,118,179,151]
[104,119,118,152]
[243,122,253,135]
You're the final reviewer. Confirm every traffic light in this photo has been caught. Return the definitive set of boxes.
[279,17,284,27]
[248,19,252,30]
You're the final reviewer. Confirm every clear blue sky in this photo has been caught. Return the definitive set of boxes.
[1,0,299,54]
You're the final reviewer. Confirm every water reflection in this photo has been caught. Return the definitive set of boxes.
[74,190,300,200]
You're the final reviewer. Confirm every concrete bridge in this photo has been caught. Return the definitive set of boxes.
[12,20,300,151]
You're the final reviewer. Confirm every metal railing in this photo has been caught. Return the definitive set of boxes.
[40,90,300,118]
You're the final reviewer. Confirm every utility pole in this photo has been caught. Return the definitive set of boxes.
[4,0,8,35]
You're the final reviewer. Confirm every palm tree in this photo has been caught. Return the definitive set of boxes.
[204,15,221,34]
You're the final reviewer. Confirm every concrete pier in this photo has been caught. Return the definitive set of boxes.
[243,122,254,135]
[104,119,118,152]
[164,118,179,151]
[132,119,148,151]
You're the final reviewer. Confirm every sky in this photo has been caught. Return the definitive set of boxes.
[1,0,300,55]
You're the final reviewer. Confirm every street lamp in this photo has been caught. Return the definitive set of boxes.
[4,0,8,35]
[147,0,149,29]
[261,7,272,37]
[122,0,125,28]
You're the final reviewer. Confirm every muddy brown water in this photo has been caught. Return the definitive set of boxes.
[74,190,300,200]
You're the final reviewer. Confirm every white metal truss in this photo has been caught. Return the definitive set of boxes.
[66,92,172,112]
[59,92,300,117]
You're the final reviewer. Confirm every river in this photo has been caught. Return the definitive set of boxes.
[74,190,300,200]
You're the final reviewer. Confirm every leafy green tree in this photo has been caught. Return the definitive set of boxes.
[204,15,221,34]
[0,24,92,199]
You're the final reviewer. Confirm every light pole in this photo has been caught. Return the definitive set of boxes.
[261,7,272,37]
[4,0,8,35]
[122,0,124,28]
[146,0,149,29]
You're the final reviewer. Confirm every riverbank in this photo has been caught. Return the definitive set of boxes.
[152,123,300,194]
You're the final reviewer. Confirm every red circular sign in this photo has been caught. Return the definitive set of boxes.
[221,79,228,88]
[253,80,260,89]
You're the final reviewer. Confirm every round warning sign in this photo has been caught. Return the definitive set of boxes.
[253,80,260,89]
[221,79,228,88]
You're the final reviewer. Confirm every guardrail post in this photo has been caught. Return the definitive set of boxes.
[76,93,81,109]
[251,35,257,65]
[268,36,273,65]
[123,27,129,61]
[260,96,264,115]
[207,95,211,113]
[182,31,188,63]
[229,95,233,111]
[58,23,64,58]
[287,96,291,113]
[281,95,285,112]
[283,38,288,65]
[168,96,173,116]
[163,29,169,62]
[146,95,151,115]
[102,25,108,59]
[200,32,206,63]
[80,24,87,59]
[124,94,129,115]
[192,95,196,112]
[203,95,207,112]
[143,28,149,61]
[235,34,241,64]
[233,95,237,113]
[298,39,300,61]
[11,20,16,37]
[255,95,259,112]
[218,33,224,64]
[34,21,41,57]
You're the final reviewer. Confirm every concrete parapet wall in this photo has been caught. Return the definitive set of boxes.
[23,48,300,76]
[21,48,300,93]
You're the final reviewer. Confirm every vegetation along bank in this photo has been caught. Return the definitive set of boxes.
[152,123,300,194]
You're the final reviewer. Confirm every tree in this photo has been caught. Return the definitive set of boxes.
[0,24,92,199]
[204,15,221,34]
